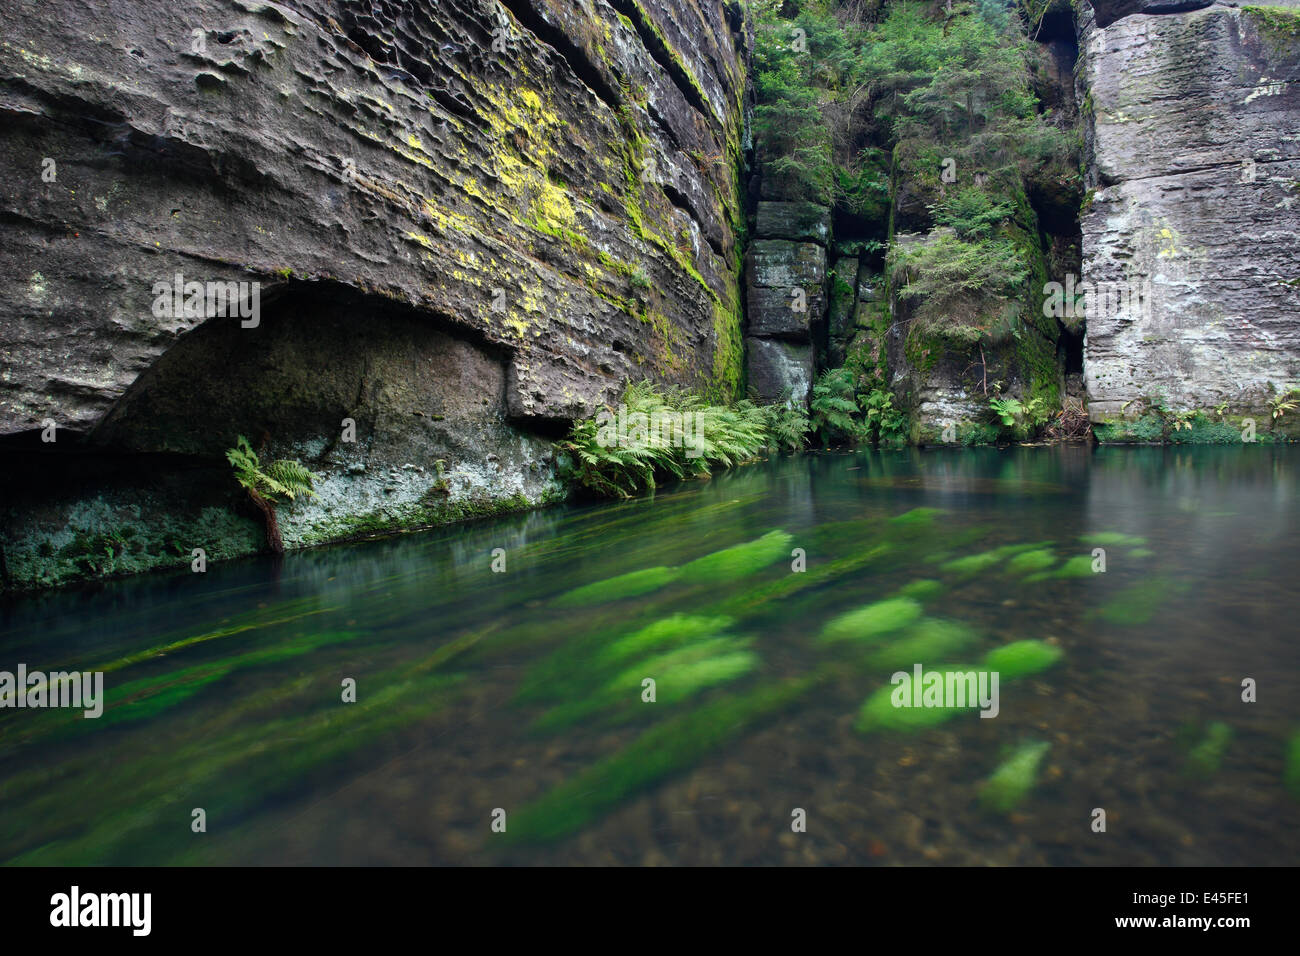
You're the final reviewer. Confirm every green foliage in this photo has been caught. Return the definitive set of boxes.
[891,233,1029,346]
[862,386,910,446]
[932,188,1016,240]
[1271,385,1300,421]
[561,382,793,498]
[810,368,865,445]
[1244,6,1300,57]
[752,1,1080,371]
[990,397,1023,427]
[225,435,316,504]
[986,391,1049,438]
[750,5,896,215]
[808,368,907,447]
[760,401,812,452]
[859,2,1072,176]
[59,529,130,577]
[1092,413,1166,444]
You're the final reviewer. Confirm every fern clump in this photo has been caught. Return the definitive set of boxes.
[227,436,316,503]
[226,435,316,553]
[988,392,1050,439]
[810,368,863,446]
[560,382,800,498]
[759,402,811,452]
[808,369,908,447]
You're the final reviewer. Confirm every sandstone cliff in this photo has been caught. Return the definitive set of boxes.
[1078,1,1300,433]
[0,0,751,588]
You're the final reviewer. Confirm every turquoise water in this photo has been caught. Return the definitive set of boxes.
[2,445,1297,865]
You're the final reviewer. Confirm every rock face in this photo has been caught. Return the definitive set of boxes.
[745,337,813,406]
[743,202,829,403]
[0,0,751,588]
[1088,0,1214,29]
[754,200,832,244]
[826,255,858,366]
[1078,1,1300,424]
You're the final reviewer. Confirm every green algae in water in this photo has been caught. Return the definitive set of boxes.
[1005,548,1056,576]
[83,597,340,676]
[1285,730,1300,800]
[1079,532,1148,548]
[598,613,735,668]
[1185,721,1233,779]
[1026,553,1096,582]
[862,618,980,673]
[981,640,1062,680]
[820,597,923,644]
[678,530,793,583]
[3,648,472,865]
[552,565,681,607]
[854,670,976,733]
[980,740,1051,813]
[1095,577,1188,626]
[508,678,813,844]
[706,543,894,620]
[516,612,736,715]
[533,635,756,732]
[617,645,757,710]
[940,542,1050,575]
[897,579,944,601]
[0,629,368,757]
[940,550,1005,575]
[889,507,943,525]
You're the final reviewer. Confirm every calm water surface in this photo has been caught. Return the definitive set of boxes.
[2,445,1297,865]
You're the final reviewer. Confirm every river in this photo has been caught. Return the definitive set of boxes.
[2,444,1296,865]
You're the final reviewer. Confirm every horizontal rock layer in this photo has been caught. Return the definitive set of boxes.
[0,0,751,588]
[0,0,749,435]
[1079,1,1300,421]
